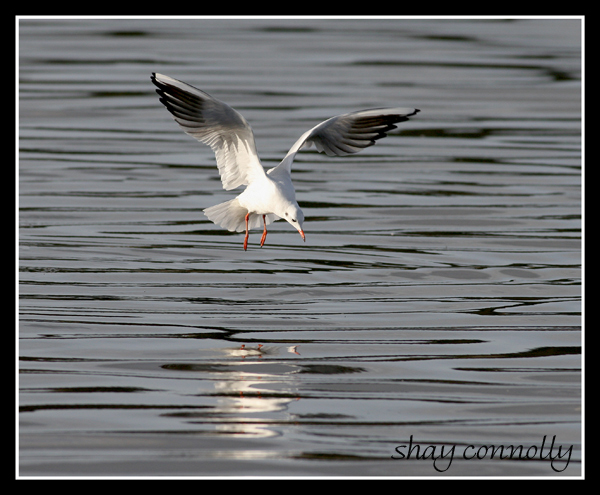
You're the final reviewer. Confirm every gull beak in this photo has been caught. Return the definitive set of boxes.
[299,229,305,242]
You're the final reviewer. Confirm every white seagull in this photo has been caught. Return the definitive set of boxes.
[151,73,419,250]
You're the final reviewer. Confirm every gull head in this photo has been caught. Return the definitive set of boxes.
[283,204,305,241]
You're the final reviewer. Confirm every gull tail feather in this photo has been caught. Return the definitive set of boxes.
[204,198,279,233]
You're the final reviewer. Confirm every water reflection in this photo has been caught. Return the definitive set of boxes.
[161,346,304,437]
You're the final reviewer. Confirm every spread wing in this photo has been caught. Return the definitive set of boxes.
[151,73,266,190]
[270,107,420,177]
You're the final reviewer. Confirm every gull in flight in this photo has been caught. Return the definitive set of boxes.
[151,73,419,250]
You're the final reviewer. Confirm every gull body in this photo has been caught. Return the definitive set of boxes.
[151,73,419,250]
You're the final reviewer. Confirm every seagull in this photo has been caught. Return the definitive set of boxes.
[151,73,419,250]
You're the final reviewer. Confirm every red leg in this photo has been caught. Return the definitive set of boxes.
[243,212,250,251]
[260,215,268,247]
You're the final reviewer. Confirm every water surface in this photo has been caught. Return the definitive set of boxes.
[18,17,582,477]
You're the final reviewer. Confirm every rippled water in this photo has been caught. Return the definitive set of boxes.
[18,17,582,477]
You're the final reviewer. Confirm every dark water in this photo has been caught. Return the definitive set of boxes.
[18,17,582,477]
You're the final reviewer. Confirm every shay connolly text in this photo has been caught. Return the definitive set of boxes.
[391,435,574,473]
